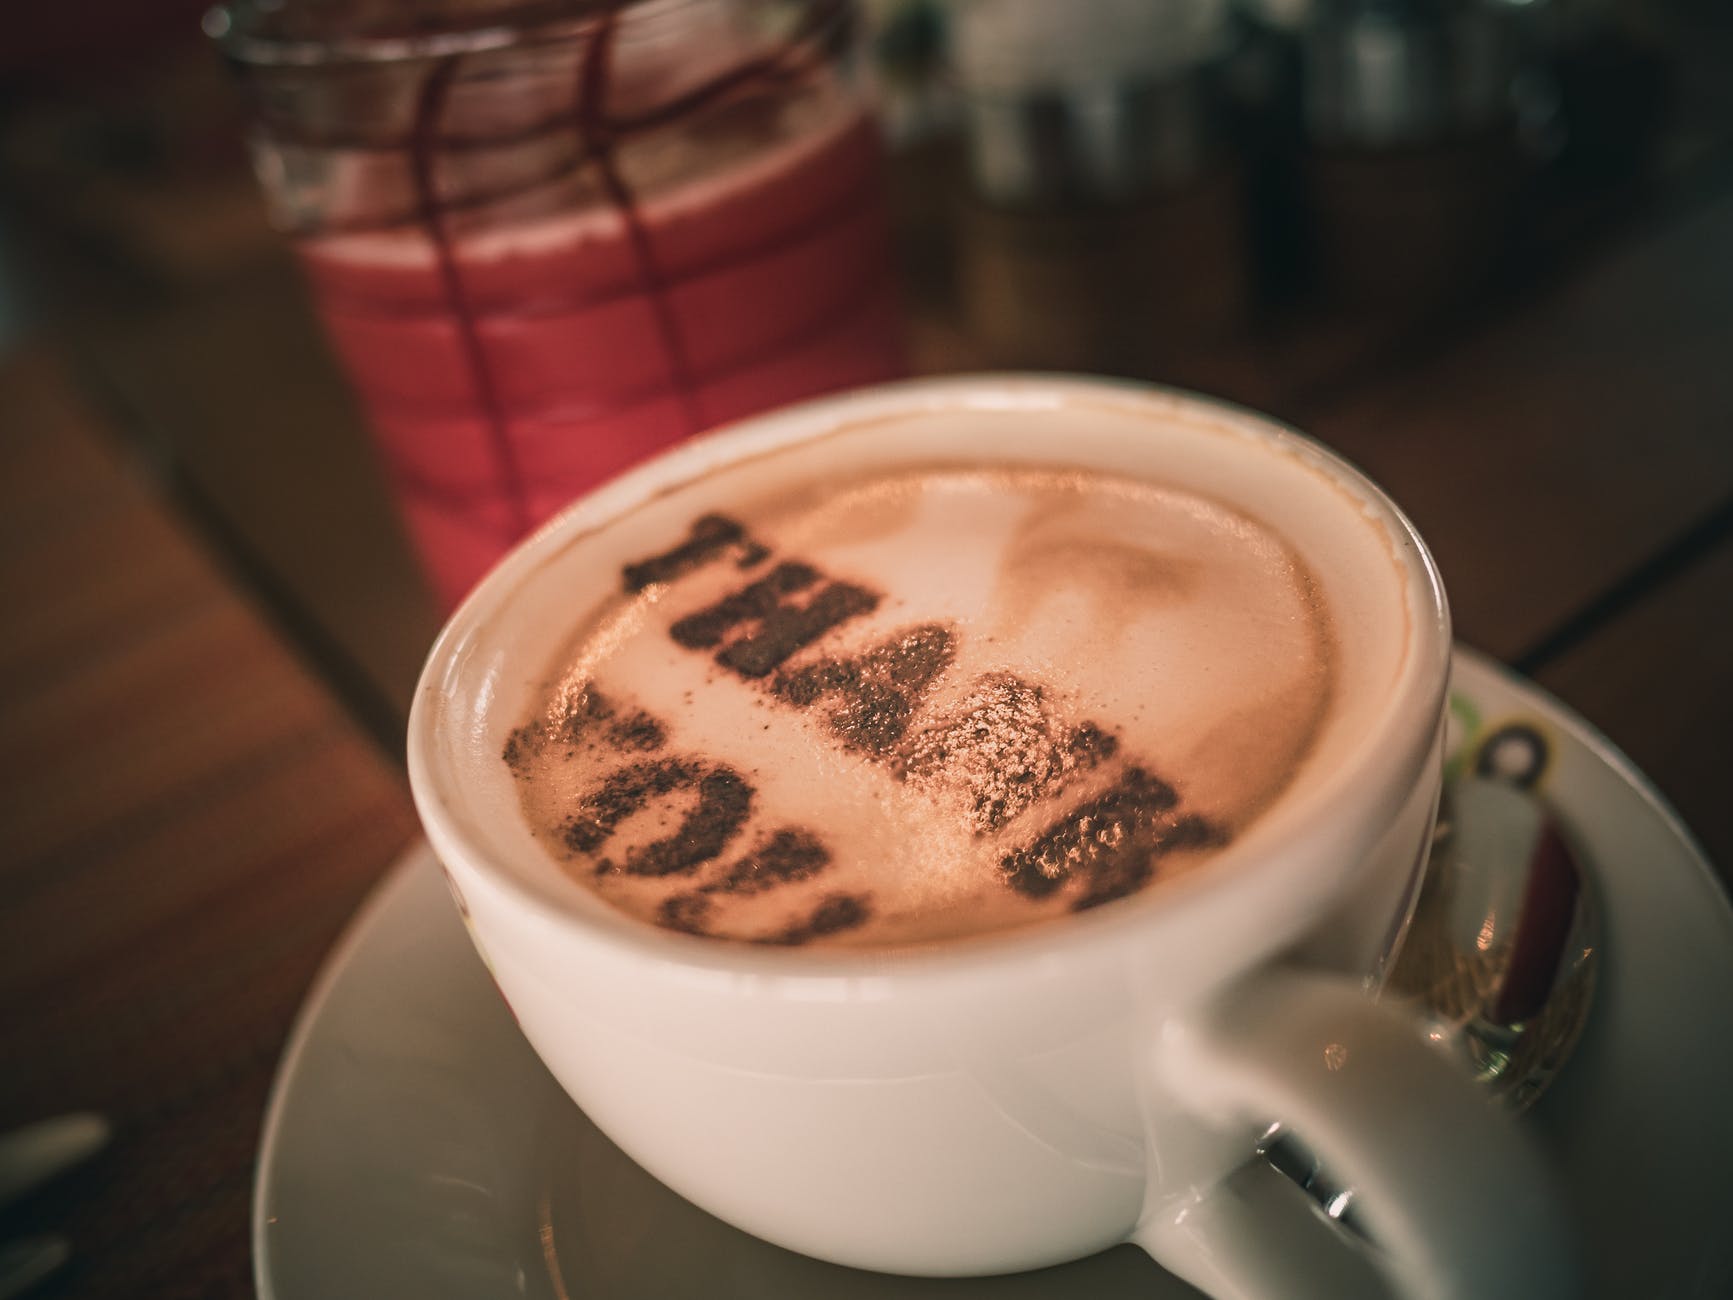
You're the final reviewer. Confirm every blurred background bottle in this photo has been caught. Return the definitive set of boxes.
[861,0,1676,382]
[942,0,1248,374]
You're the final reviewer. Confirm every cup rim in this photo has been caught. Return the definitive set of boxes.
[407,373,1452,982]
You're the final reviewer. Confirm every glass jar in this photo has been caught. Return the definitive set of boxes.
[211,0,905,605]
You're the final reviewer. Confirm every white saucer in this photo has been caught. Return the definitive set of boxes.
[254,648,1733,1299]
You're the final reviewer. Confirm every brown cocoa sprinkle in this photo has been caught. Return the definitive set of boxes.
[999,768,1225,908]
[1065,722,1119,767]
[622,514,752,592]
[701,829,831,896]
[501,724,537,775]
[563,759,754,878]
[896,674,1119,832]
[714,581,881,679]
[622,769,754,877]
[564,758,699,853]
[1074,814,1223,911]
[557,687,616,740]
[806,893,871,937]
[658,893,713,934]
[773,623,957,755]
[503,687,619,772]
[670,562,820,649]
[757,893,872,946]
[606,710,666,752]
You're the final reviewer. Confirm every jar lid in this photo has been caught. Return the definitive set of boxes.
[206,0,610,66]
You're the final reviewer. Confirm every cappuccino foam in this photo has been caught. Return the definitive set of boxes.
[505,465,1335,947]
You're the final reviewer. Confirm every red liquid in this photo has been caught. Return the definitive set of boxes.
[298,97,904,607]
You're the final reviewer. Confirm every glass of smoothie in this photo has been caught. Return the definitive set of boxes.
[210,0,906,607]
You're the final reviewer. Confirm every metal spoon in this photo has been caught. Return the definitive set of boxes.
[1263,773,1600,1230]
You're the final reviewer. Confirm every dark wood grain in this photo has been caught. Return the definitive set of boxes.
[1533,538,1733,884]
[0,351,418,1299]
[57,254,443,735]
[1301,191,1733,664]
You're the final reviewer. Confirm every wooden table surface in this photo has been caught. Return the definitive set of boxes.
[2,124,1731,1298]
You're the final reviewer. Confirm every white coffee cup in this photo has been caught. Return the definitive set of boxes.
[407,376,1574,1299]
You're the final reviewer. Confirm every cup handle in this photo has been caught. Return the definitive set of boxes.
[1133,968,1577,1300]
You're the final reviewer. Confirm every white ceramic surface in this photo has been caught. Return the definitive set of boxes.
[406,376,1551,1296]
[255,649,1733,1300]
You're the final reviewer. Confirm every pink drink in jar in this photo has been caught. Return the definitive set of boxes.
[216,0,905,606]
